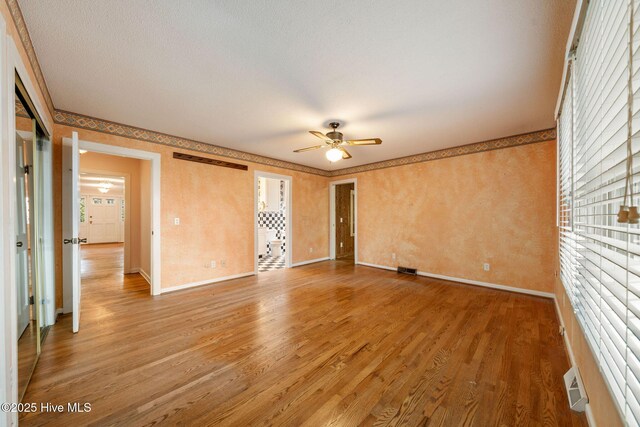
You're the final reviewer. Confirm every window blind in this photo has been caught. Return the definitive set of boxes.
[558,0,640,424]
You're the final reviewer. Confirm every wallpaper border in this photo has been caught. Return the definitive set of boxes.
[54,109,331,176]
[328,128,556,176]
[8,0,555,177]
[54,109,555,177]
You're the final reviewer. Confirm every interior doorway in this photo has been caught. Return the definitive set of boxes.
[76,152,149,294]
[63,137,161,333]
[254,171,292,273]
[79,173,125,245]
[329,178,357,263]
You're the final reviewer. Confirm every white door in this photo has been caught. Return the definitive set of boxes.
[62,132,81,333]
[88,197,119,243]
[15,133,30,336]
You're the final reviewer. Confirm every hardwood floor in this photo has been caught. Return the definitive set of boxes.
[21,244,586,426]
[17,320,38,400]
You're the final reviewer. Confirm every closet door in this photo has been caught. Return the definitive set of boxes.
[15,133,30,336]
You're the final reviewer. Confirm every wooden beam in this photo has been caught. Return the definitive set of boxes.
[173,152,248,171]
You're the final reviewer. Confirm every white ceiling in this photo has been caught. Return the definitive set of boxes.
[19,0,575,170]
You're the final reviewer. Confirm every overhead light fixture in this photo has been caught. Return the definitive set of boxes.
[325,147,343,162]
[79,149,88,154]
[97,181,112,193]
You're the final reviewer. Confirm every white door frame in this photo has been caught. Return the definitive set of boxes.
[79,169,131,271]
[329,178,358,262]
[1,20,54,424]
[64,139,162,296]
[254,171,293,273]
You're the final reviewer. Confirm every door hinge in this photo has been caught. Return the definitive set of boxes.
[29,295,34,305]
[64,237,84,245]
[23,165,30,175]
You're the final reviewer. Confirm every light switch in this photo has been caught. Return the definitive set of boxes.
[174,218,180,225]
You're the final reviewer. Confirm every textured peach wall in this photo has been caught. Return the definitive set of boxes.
[79,152,143,269]
[52,124,329,296]
[341,140,557,293]
[555,278,623,425]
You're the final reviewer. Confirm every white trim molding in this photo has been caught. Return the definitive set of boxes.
[254,171,293,273]
[161,272,255,294]
[66,138,162,296]
[357,261,555,299]
[291,257,329,267]
[80,168,132,275]
[329,178,358,262]
[139,269,151,285]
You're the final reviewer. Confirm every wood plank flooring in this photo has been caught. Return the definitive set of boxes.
[20,244,586,426]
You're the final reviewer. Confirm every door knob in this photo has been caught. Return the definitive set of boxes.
[16,241,23,247]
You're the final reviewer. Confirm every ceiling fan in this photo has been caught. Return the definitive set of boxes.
[294,122,382,162]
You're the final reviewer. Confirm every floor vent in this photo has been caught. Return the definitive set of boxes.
[563,367,588,412]
[397,266,417,275]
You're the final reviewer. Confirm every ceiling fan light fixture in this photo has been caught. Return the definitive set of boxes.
[326,147,343,162]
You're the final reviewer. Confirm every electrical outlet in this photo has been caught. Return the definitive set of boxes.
[392,253,396,260]
[340,242,343,248]
[340,217,343,223]
[174,217,180,225]
[210,260,216,269]
[483,263,490,271]
[309,247,313,253]
[559,326,565,336]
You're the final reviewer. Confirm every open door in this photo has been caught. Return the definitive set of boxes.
[62,131,82,333]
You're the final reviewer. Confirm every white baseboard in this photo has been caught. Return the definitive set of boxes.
[291,257,329,267]
[553,297,577,366]
[139,268,151,285]
[127,267,139,274]
[584,404,596,427]
[356,261,555,299]
[357,261,396,272]
[161,272,255,294]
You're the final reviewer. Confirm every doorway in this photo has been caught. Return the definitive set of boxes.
[79,173,125,244]
[254,171,292,273]
[63,137,161,333]
[329,179,357,262]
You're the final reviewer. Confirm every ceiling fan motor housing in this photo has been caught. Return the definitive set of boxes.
[326,131,343,141]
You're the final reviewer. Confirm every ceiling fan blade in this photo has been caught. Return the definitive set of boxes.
[338,147,352,159]
[293,145,325,153]
[309,131,333,142]
[345,138,382,145]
